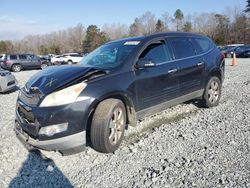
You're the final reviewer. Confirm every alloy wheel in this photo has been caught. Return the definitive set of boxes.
[109,107,124,145]
[208,81,220,104]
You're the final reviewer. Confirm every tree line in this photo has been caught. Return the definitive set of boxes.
[0,2,250,55]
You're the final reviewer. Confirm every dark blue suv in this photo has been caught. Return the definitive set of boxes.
[15,32,225,155]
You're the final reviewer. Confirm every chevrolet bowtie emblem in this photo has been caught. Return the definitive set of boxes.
[45,78,57,87]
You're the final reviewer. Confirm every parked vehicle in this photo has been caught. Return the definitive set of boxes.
[39,56,51,69]
[63,53,84,64]
[1,54,42,72]
[236,49,250,58]
[0,67,17,93]
[220,44,244,58]
[50,55,65,65]
[233,45,250,58]
[15,32,225,155]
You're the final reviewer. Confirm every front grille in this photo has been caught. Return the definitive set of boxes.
[18,105,35,124]
[19,87,41,106]
[16,104,39,137]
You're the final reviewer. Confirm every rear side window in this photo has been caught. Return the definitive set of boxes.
[9,55,17,60]
[169,38,196,59]
[139,41,171,64]
[19,55,27,60]
[194,38,212,53]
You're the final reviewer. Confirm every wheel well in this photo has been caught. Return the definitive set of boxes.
[87,95,136,129]
[11,63,21,67]
[102,95,136,127]
[209,70,222,82]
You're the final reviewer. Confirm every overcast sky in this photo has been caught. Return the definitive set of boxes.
[0,0,246,40]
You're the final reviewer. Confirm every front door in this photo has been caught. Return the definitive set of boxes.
[134,40,179,111]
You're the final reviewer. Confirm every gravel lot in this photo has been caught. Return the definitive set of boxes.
[0,59,250,187]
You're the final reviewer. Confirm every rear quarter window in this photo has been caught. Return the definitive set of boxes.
[9,55,18,60]
[19,55,27,60]
[169,37,196,59]
[194,38,213,53]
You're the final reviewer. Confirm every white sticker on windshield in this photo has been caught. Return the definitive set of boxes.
[124,41,140,45]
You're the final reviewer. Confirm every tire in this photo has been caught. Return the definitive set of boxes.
[11,64,22,72]
[201,76,222,108]
[90,99,126,153]
[67,60,73,64]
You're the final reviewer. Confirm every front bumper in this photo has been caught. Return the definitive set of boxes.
[0,74,17,93]
[15,121,86,155]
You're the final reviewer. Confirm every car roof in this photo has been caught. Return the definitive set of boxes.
[108,32,209,44]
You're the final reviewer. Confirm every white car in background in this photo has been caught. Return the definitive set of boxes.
[63,53,84,64]
[0,67,17,93]
[50,55,65,65]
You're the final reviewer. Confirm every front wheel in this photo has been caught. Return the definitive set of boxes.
[201,76,222,108]
[90,99,126,153]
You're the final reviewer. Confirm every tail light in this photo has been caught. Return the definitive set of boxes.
[220,52,225,59]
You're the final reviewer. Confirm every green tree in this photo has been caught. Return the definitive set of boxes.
[174,9,184,31]
[245,0,250,12]
[82,25,109,53]
[155,19,165,32]
[39,45,49,55]
[0,41,7,53]
[213,14,229,45]
[182,21,192,32]
[129,18,142,36]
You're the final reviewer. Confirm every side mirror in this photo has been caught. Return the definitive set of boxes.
[136,58,156,69]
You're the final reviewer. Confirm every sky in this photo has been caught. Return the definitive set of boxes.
[0,0,247,40]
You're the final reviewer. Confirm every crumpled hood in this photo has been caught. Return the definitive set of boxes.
[25,65,98,95]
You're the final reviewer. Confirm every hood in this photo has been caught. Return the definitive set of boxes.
[0,69,11,76]
[25,65,105,95]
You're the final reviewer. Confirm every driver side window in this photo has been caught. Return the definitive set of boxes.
[139,40,171,64]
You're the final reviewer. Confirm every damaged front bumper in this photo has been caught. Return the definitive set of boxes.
[14,121,86,155]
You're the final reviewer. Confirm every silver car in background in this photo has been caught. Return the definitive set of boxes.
[0,67,17,93]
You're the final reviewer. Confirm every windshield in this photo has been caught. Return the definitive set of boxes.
[80,41,139,68]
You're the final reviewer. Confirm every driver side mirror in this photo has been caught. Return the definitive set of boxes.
[135,58,156,69]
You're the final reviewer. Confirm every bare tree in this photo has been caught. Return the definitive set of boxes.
[161,12,172,31]
[102,23,128,40]
[139,11,157,35]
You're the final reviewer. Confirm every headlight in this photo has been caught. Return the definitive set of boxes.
[40,82,87,107]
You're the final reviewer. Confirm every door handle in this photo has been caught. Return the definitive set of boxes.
[168,69,177,74]
[197,62,204,66]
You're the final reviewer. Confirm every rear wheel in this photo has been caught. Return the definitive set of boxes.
[201,76,221,108]
[90,99,126,153]
[11,64,22,72]
[67,60,73,64]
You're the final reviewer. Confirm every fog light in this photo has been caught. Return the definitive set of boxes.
[39,123,68,136]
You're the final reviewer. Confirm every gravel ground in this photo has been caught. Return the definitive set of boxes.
[0,59,250,187]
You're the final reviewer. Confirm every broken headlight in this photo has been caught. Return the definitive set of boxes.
[40,82,87,107]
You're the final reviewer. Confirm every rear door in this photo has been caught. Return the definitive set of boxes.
[134,39,180,111]
[19,54,30,69]
[168,37,205,96]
